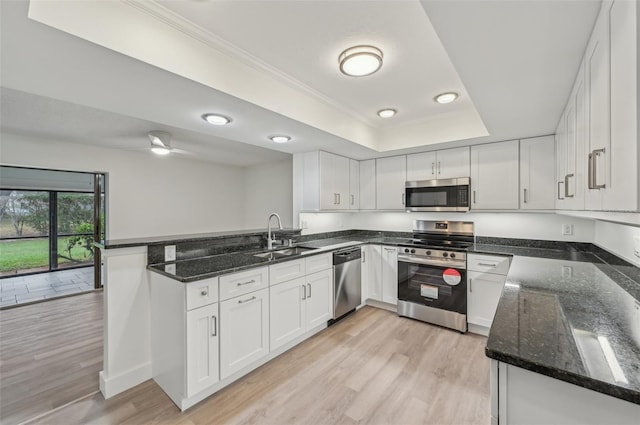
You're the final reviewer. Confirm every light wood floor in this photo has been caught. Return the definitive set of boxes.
[0,291,103,425]
[24,305,490,425]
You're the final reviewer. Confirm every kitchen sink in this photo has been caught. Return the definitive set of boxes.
[253,246,315,260]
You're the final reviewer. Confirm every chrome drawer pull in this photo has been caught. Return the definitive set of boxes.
[201,290,208,296]
[211,316,217,336]
[478,262,497,267]
[237,279,256,286]
[238,296,256,304]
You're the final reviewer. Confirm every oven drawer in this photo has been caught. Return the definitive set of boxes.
[467,254,511,275]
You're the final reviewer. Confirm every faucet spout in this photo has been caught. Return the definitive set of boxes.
[267,213,283,250]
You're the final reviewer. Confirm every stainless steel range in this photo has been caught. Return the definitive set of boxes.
[397,220,474,332]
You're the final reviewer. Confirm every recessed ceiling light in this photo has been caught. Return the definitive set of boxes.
[377,108,397,118]
[338,45,383,77]
[269,135,291,144]
[434,92,459,104]
[202,113,232,125]
[148,131,172,155]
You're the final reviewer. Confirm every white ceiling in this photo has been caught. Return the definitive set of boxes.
[0,0,602,165]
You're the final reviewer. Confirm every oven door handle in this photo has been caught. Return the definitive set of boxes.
[398,255,465,268]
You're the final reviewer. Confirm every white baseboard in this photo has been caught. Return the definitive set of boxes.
[468,323,490,336]
[99,362,152,398]
[365,299,397,312]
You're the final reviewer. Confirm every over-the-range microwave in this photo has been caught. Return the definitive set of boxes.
[405,177,470,212]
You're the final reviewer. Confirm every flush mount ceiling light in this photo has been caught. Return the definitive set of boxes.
[377,108,397,118]
[148,131,172,155]
[434,92,459,104]
[269,135,291,144]
[202,113,232,125]
[338,45,383,77]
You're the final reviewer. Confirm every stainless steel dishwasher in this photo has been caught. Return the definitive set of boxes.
[332,247,362,321]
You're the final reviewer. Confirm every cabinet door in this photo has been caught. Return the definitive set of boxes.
[319,151,337,210]
[584,2,611,210]
[470,140,520,210]
[359,160,376,209]
[333,154,350,210]
[349,159,360,209]
[381,246,398,305]
[467,271,506,329]
[376,156,407,210]
[569,66,587,210]
[367,245,383,301]
[555,112,567,209]
[220,288,269,379]
[406,152,436,181]
[436,147,470,180]
[360,246,369,304]
[186,303,219,397]
[269,278,305,351]
[520,136,556,210]
[605,0,638,211]
[305,269,333,329]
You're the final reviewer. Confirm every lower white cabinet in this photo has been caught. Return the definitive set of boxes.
[381,245,398,305]
[186,302,219,397]
[269,263,333,352]
[467,254,510,335]
[220,287,269,379]
[363,244,382,302]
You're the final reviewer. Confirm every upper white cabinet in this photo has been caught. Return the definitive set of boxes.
[470,140,520,210]
[555,111,568,209]
[376,155,407,210]
[406,147,470,181]
[520,136,556,210]
[296,151,352,211]
[359,159,376,209]
[349,159,360,210]
[381,246,398,305]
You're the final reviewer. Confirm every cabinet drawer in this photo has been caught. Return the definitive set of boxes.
[186,277,219,310]
[468,254,511,275]
[270,259,306,286]
[306,253,333,274]
[219,267,269,301]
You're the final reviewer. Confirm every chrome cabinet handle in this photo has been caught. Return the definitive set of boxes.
[478,262,497,267]
[238,295,256,304]
[237,279,255,286]
[564,174,574,198]
[523,188,528,204]
[201,289,208,296]
[337,193,341,204]
[469,278,472,293]
[362,251,366,263]
[401,193,405,205]
[351,194,354,205]
[437,161,441,175]
[589,148,606,189]
[431,162,435,175]
[307,283,311,298]
[588,152,594,189]
[557,181,565,200]
[211,315,217,336]
[384,247,395,252]
[473,190,476,204]
[301,285,307,300]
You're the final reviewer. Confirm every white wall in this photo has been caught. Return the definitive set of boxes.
[594,221,640,267]
[243,158,293,228]
[0,133,248,240]
[300,211,595,242]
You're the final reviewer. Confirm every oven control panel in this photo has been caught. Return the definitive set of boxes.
[398,246,466,263]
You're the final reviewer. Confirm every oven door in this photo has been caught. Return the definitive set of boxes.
[397,259,467,314]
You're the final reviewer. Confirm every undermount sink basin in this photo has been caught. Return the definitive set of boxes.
[253,246,314,260]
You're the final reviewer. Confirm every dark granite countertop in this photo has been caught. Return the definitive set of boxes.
[486,256,640,405]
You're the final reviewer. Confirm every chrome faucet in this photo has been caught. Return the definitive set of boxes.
[267,213,283,250]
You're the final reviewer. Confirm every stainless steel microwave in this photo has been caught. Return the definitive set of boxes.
[405,177,470,212]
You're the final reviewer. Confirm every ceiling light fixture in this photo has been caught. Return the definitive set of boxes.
[202,113,232,125]
[148,131,172,155]
[338,45,383,77]
[377,108,397,118]
[269,135,291,144]
[434,92,459,104]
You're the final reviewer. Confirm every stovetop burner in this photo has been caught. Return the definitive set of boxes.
[407,219,475,251]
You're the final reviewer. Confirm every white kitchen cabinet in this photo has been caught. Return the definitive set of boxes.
[555,111,568,209]
[297,151,351,211]
[349,159,360,210]
[186,302,219,397]
[470,140,520,210]
[269,267,332,352]
[520,136,556,210]
[269,277,305,351]
[359,159,376,209]
[376,155,407,210]
[406,147,470,181]
[381,245,398,305]
[363,244,382,302]
[219,266,268,301]
[269,259,305,286]
[220,287,269,379]
[467,253,510,336]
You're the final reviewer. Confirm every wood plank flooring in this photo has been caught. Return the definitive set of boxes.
[0,291,103,425]
[23,305,490,425]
